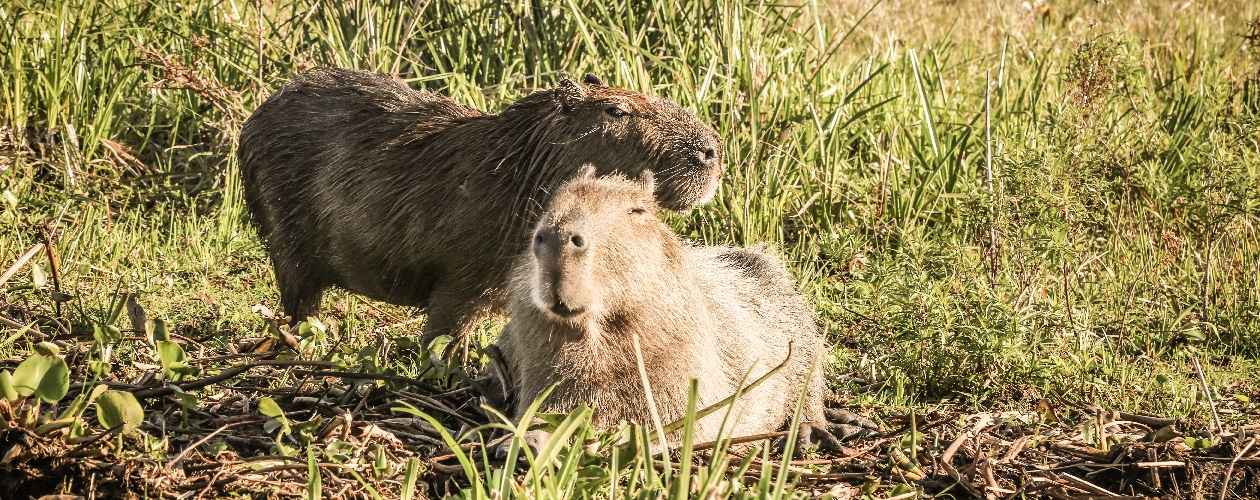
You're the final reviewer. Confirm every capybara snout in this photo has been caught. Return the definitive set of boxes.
[556,81,724,210]
[529,221,598,322]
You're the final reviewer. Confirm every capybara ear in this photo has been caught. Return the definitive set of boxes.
[638,169,656,194]
[556,78,586,112]
[578,163,597,179]
[582,73,606,86]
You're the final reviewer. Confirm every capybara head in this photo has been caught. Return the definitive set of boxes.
[526,167,677,324]
[502,74,724,210]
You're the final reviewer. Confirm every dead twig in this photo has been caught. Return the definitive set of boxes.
[1219,437,1256,500]
[0,243,44,288]
[1192,358,1224,434]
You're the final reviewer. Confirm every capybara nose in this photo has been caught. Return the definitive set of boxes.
[549,299,585,318]
[533,229,552,256]
[568,234,586,251]
[696,135,723,173]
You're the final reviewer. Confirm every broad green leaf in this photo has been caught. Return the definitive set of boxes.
[263,419,286,434]
[58,384,109,421]
[204,440,228,456]
[32,341,60,357]
[96,390,144,435]
[146,318,169,344]
[156,340,192,380]
[93,324,123,345]
[170,386,198,407]
[258,396,284,418]
[12,355,69,402]
[0,370,17,402]
[88,361,112,376]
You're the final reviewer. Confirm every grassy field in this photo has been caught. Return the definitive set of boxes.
[2,0,1260,497]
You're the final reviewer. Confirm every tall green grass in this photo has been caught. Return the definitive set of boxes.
[3,0,1260,494]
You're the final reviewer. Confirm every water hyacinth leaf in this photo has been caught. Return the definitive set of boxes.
[58,383,109,421]
[156,340,195,379]
[88,360,112,376]
[33,341,60,357]
[170,386,198,407]
[50,291,75,302]
[96,390,144,435]
[93,324,123,345]
[12,355,69,403]
[258,396,284,418]
[146,318,170,344]
[0,370,17,402]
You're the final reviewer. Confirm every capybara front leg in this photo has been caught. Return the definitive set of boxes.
[273,261,325,326]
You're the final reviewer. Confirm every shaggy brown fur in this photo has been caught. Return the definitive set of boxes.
[238,69,723,343]
[495,173,871,451]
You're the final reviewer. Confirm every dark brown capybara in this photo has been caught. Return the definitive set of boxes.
[493,172,877,455]
[238,68,724,344]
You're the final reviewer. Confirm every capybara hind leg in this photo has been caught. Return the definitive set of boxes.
[274,265,325,324]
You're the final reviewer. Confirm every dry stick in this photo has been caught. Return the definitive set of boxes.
[0,242,44,288]
[1059,472,1119,497]
[939,415,989,499]
[631,333,670,455]
[289,369,444,394]
[168,421,255,470]
[985,68,999,286]
[1219,437,1256,500]
[0,315,27,329]
[689,430,791,453]
[1192,358,1224,434]
[1116,412,1176,429]
[40,229,63,317]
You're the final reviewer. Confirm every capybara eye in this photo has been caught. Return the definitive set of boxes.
[605,105,631,117]
[629,207,646,214]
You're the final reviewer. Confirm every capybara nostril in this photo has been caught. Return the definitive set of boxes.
[569,234,585,250]
[549,300,584,318]
[703,147,716,162]
[533,230,550,255]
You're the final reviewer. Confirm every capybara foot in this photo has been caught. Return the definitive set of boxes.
[486,428,552,460]
[777,410,879,457]
[825,408,881,440]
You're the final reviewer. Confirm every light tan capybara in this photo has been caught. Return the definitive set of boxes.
[238,69,723,345]
[494,171,876,455]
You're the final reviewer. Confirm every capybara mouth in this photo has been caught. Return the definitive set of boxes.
[549,301,586,318]
[657,168,721,210]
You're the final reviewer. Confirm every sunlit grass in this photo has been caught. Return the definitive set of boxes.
[2,0,1260,496]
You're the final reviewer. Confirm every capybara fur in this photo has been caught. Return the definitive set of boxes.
[238,69,724,344]
[495,172,865,451]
